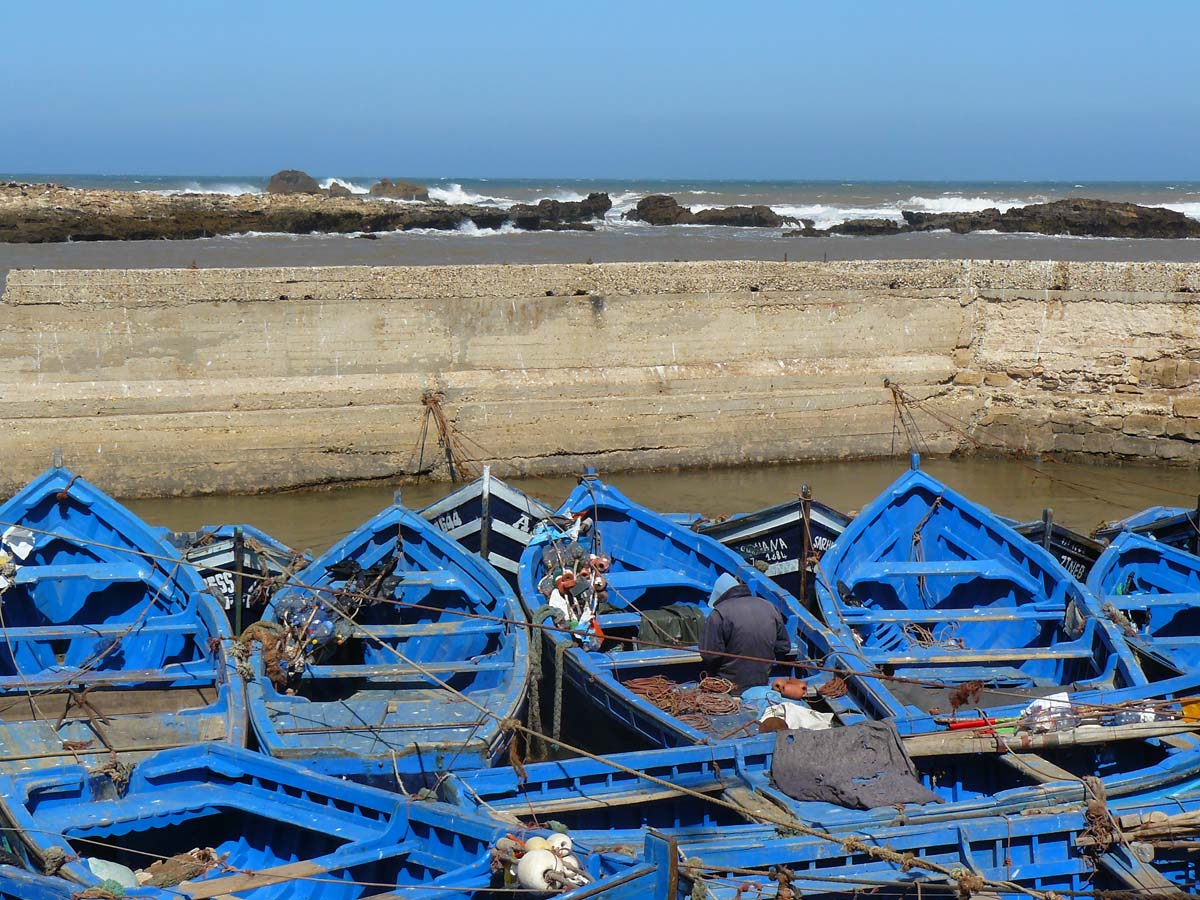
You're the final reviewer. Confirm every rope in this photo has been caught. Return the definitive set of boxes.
[3,516,1195,715]
[623,674,741,732]
[888,378,1200,504]
[293,587,1055,900]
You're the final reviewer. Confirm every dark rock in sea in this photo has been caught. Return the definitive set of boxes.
[507,192,612,229]
[326,181,355,199]
[828,218,909,236]
[901,208,1004,233]
[266,169,322,194]
[902,198,1200,239]
[624,194,797,228]
[624,194,693,225]
[369,179,430,202]
[693,205,796,227]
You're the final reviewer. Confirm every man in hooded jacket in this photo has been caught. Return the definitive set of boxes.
[698,573,791,690]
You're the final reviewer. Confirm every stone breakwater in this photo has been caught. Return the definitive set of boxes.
[2,259,1200,498]
[0,182,613,242]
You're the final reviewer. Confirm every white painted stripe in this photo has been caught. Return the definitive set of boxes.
[420,482,482,519]
[488,552,519,573]
[444,520,482,540]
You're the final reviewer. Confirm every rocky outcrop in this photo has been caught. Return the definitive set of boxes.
[624,194,796,227]
[266,170,321,194]
[0,183,513,242]
[902,198,1200,239]
[507,192,612,230]
[694,205,795,227]
[827,218,907,236]
[368,179,430,201]
[624,194,692,225]
[325,181,354,199]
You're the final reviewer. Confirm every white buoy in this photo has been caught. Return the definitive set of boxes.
[516,848,559,891]
[524,836,550,851]
[546,833,573,853]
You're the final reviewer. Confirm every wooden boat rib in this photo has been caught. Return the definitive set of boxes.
[0,466,245,776]
[247,494,529,787]
[518,471,866,749]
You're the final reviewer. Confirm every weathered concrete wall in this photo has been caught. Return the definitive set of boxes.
[1,260,1198,497]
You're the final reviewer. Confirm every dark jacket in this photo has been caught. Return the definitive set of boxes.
[699,584,790,691]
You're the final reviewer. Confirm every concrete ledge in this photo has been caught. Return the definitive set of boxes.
[3,259,1200,497]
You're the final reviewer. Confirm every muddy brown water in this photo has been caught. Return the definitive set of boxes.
[125,456,1200,555]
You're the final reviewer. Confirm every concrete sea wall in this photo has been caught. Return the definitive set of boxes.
[1,259,1198,497]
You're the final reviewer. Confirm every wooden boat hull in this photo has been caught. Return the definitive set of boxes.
[518,472,866,750]
[815,457,1151,727]
[420,467,554,590]
[446,726,1200,843]
[1089,530,1200,672]
[170,523,306,630]
[248,497,529,788]
[0,467,246,776]
[698,496,851,610]
[0,744,522,900]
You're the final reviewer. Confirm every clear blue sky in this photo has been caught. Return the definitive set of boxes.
[2,0,1196,180]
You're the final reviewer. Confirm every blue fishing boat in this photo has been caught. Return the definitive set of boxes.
[816,456,1148,725]
[420,466,555,590]
[517,472,866,749]
[0,743,641,900]
[665,788,1200,898]
[1096,503,1200,553]
[170,523,307,630]
[446,722,1200,843]
[245,491,529,787]
[1088,530,1200,672]
[0,465,245,775]
[697,488,851,609]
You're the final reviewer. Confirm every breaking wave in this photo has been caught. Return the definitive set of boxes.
[427,183,516,206]
[319,177,371,194]
[150,181,261,196]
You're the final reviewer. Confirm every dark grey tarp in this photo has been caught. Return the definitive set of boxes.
[638,603,706,647]
[770,720,943,810]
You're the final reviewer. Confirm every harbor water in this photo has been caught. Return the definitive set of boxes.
[127,455,1200,556]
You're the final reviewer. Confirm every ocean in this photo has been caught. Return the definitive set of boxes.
[2,176,1200,277]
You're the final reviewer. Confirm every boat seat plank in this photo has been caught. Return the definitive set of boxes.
[0,620,199,641]
[389,571,464,590]
[605,648,703,667]
[14,562,152,584]
[840,607,1061,624]
[888,665,1032,684]
[305,658,510,680]
[595,612,643,630]
[1109,591,1200,608]
[355,620,503,639]
[0,664,217,691]
[866,645,1092,665]
[846,559,1042,598]
[1142,635,1200,647]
